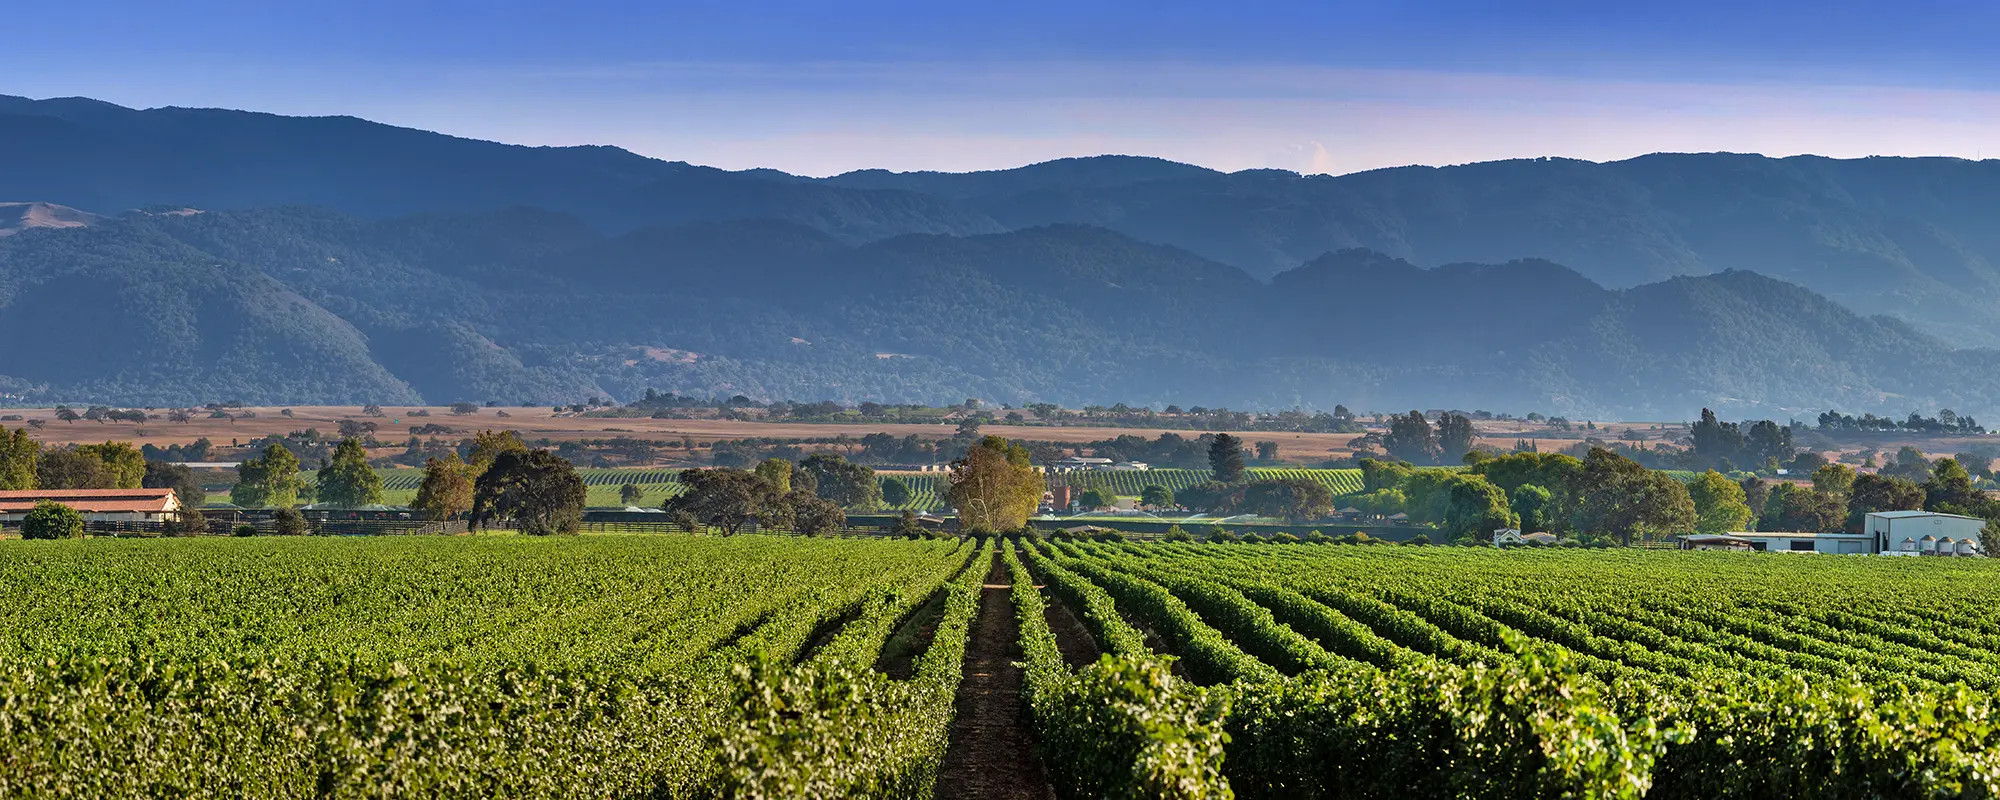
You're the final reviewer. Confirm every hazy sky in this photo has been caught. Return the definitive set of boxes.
[11,1,2000,175]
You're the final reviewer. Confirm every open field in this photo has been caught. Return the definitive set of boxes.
[5,405,1602,460]
[4,534,1999,796]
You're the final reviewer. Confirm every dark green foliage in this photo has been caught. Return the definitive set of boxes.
[470,449,587,535]
[270,508,310,537]
[141,461,206,507]
[20,500,83,540]
[800,453,881,510]
[314,438,383,507]
[879,476,912,507]
[1207,434,1245,483]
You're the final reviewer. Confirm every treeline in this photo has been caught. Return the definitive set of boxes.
[1817,408,1984,434]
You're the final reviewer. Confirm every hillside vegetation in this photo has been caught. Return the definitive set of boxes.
[8,95,2000,416]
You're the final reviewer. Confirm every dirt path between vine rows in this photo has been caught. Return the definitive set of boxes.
[936,553,1055,800]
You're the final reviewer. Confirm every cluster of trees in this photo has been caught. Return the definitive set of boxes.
[1685,409,1797,472]
[1817,409,1983,435]
[1069,431,1283,469]
[1356,450,1696,545]
[1350,411,1478,466]
[663,453,881,535]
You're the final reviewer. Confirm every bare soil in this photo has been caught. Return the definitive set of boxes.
[936,553,1054,800]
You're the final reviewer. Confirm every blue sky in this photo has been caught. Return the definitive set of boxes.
[11,1,2000,174]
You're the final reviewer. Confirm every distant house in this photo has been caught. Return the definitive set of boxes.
[1386,512,1411,525]
[1521,531,1559,545]
[1493,528,1525,545]
[1106,461,1151,471]
[0,489,181,523]
[1334,506,1362,522]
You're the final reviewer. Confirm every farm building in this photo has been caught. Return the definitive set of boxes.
[1682,534,1755,552]
[1048,456,1113,472]
[1677,512,1985,556]
[1866,511,1985,555]
[1711,531,1875,554]
[0,488,182,523]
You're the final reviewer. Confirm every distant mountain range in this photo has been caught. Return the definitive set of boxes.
[4,94,2000,418]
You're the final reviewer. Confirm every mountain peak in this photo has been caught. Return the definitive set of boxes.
[0,202,103,237]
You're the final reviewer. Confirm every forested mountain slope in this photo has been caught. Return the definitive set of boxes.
[2,205,1995,418]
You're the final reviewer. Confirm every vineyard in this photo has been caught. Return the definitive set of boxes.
[0,535,984,797]
[5,533,2000,796]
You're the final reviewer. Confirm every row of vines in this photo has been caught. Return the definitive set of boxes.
[0,535,987,798]
[1006,538,2000,798]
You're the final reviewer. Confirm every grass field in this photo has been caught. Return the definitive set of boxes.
[4,534,1998,796]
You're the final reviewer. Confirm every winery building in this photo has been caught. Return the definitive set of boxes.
[0,489,182,524]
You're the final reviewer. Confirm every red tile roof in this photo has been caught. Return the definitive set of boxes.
[0,489,178,513]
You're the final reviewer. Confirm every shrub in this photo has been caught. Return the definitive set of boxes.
[1269,532,1301,544]
[21,501,83,540]
[1163,525,1196,542]
[233,524,259,537]
[271,508,310,537]
[1210,528,1240,543]
[1405,533,1431,546]
[1240,533,1267,544]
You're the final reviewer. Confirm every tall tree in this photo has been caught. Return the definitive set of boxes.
[1761,483,1844,532]
[1440,475,1515,539]
[470,449,586,535]
[1572,447,1695,546]
[619,483,644,505]
[1208,433,1247,482]
[1435,413,1476,464]
[1510,484,1553,532]
[232,444,304,508]
[142,461,207,507]
[0,427,39,490]
[76,442,145,488]
[316,438,384,507]
[947,435,1042,532]
[1687,409,1744,470]
[1845,473,1924,533]
[1140,484,1175,509]
[799,453,881,509]
[666,468,785,535]
[754,458,794,494]
[36,449,117,489]
[412,453,475,520]
[1687,470,1753,535]
[466,430,528,475]
[1811,463,1857,500]
[1383,412,1440,465]
[1923,458,1984,514]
